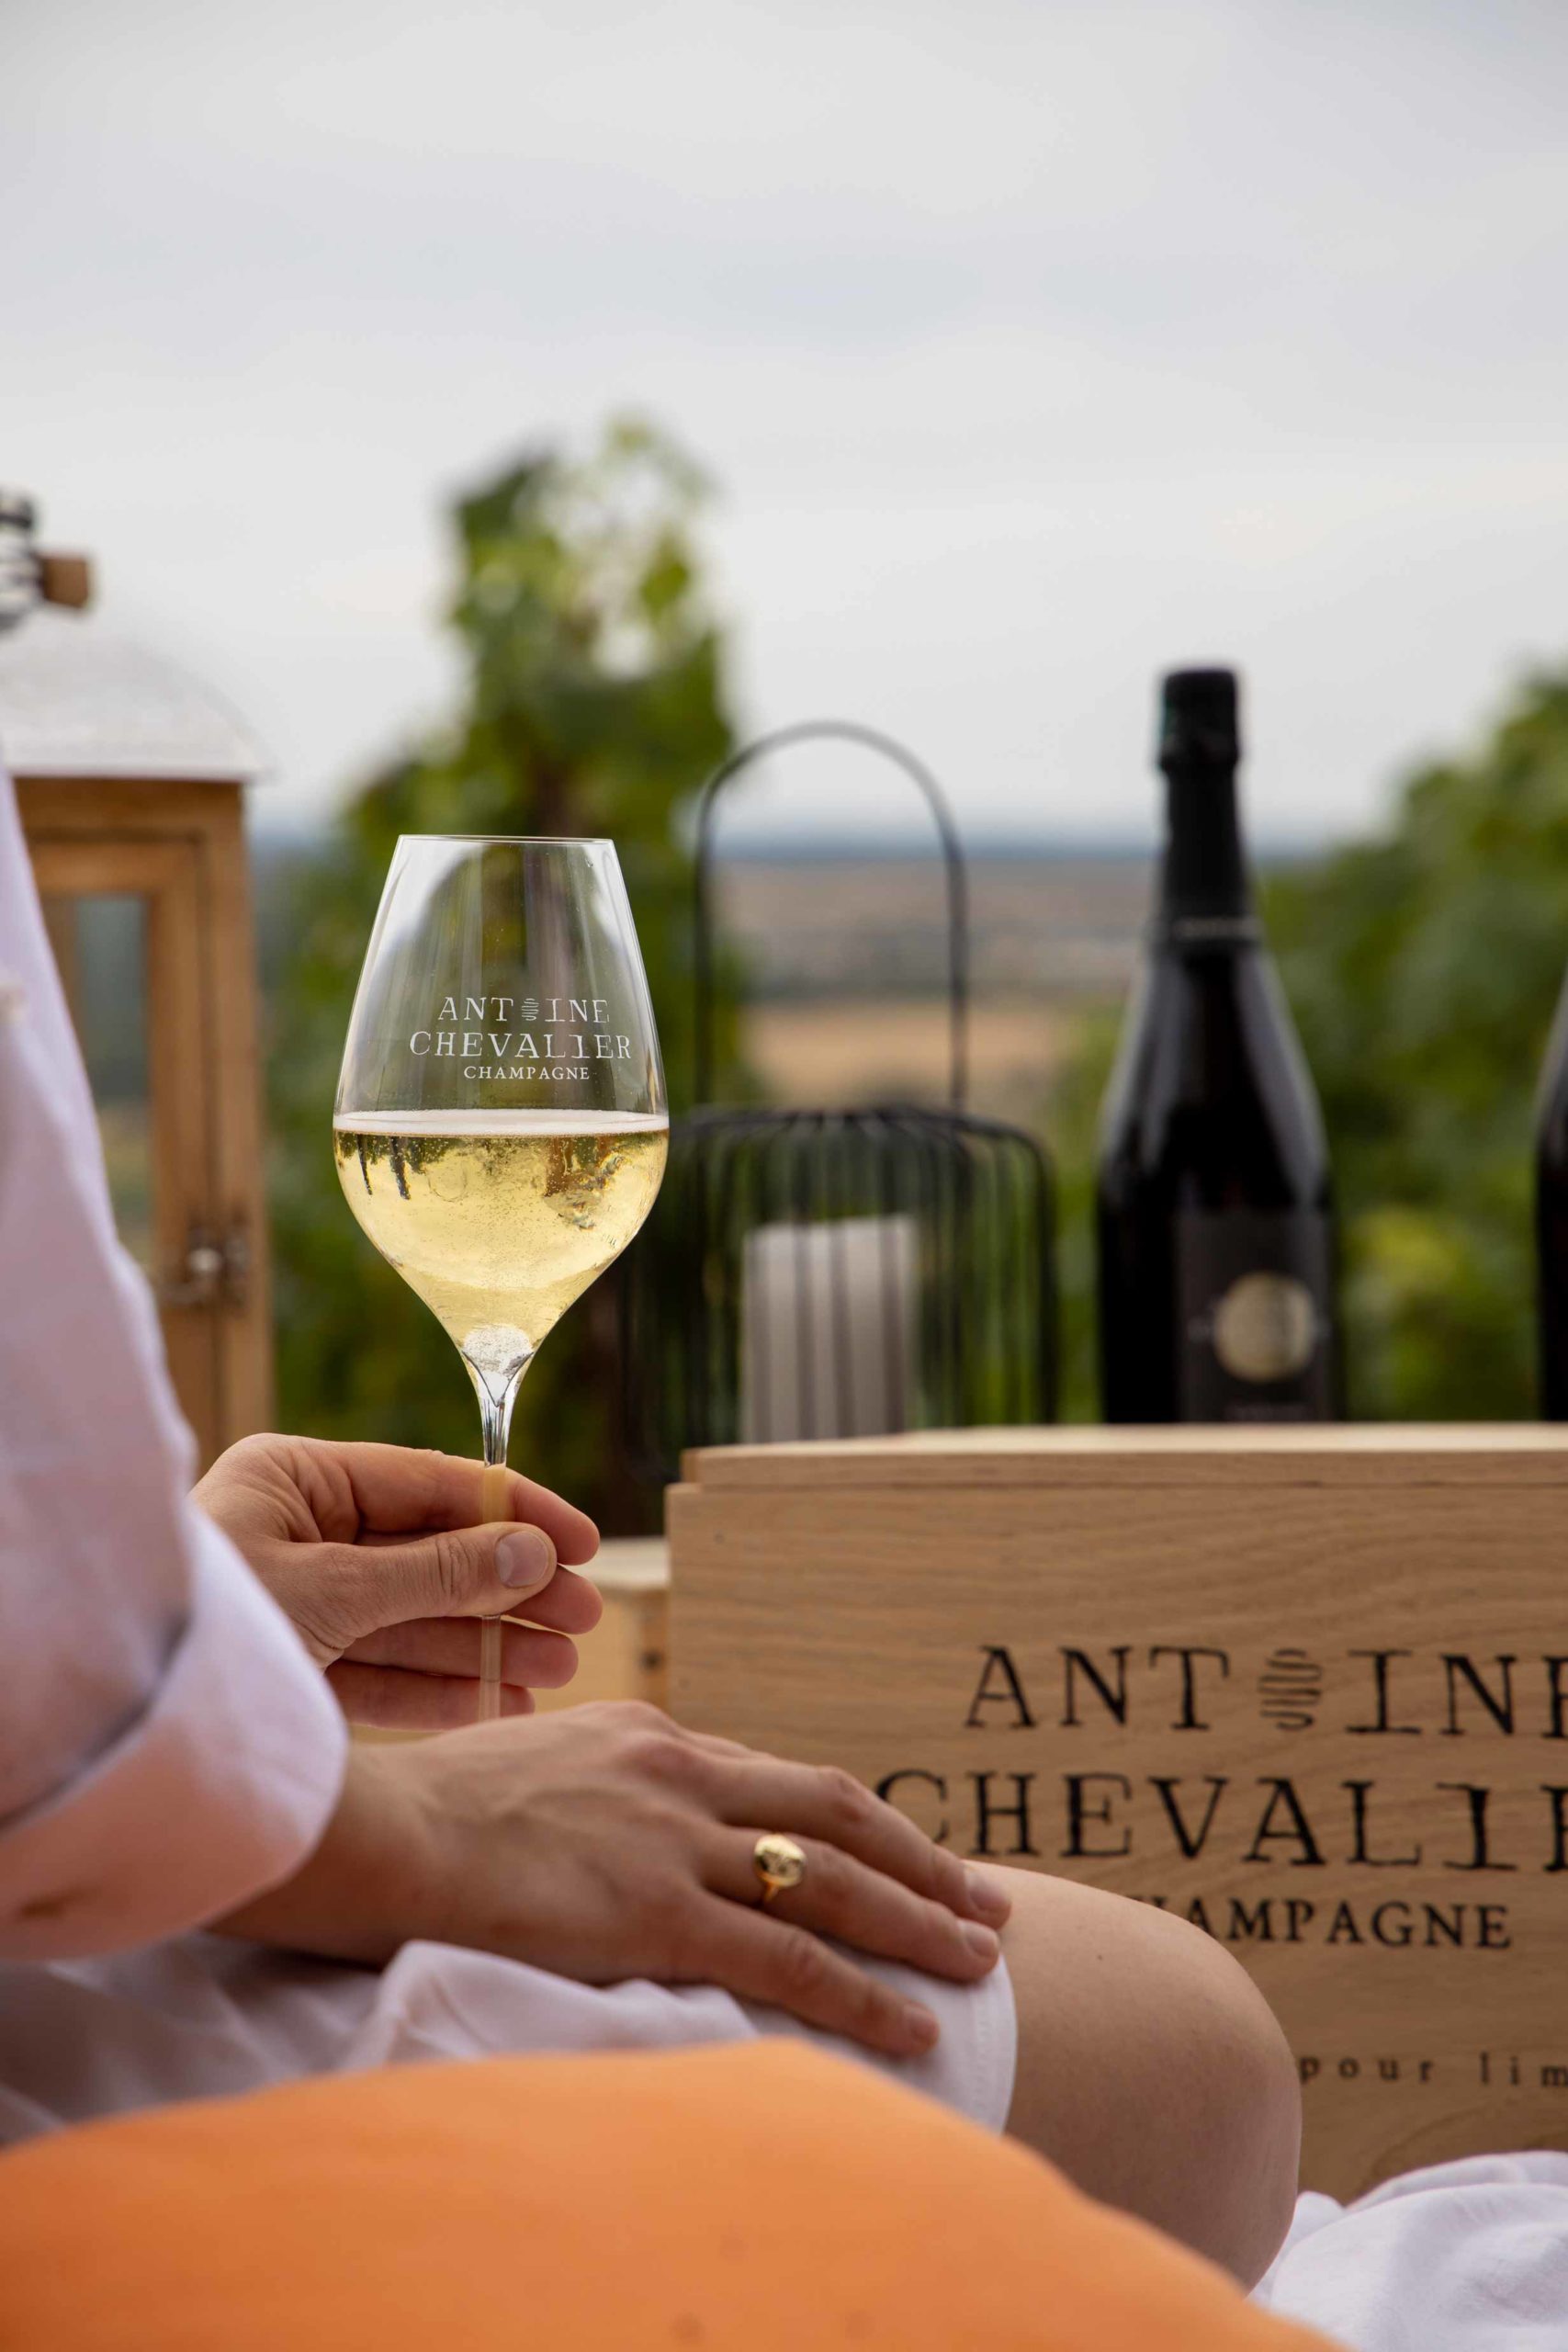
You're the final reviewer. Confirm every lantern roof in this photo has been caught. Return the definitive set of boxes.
[0,608,267,785]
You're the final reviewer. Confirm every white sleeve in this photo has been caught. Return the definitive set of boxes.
[0,771,346,1960]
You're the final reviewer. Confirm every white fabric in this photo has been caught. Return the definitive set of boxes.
[0,1929,1018,2144]
[0,759,1017,2143]
[1257,2155,1568,2349]
[0,765,347,1957]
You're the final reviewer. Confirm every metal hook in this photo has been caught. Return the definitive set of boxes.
[691,719,970,1111]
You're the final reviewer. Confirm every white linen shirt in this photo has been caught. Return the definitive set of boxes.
[0,765,345,1960]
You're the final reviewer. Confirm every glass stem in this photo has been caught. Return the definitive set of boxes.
[468,1355,532,1724]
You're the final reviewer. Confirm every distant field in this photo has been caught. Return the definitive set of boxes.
[713,852,1141,1123]
[716,853,1149,1001]
[744,994,1080,1123]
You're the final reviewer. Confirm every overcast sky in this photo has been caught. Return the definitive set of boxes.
[9,0,1568,846]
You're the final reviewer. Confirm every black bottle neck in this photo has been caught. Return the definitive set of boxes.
[1156,757,1257,939]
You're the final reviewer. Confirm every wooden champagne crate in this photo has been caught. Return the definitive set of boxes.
[668,1426,1568,2198]
[537,1539,669,1713]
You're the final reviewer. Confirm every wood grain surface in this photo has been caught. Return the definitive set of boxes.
[669,1428,1568,2197]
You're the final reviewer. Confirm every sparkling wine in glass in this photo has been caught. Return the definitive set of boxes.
[334,835,668,1719]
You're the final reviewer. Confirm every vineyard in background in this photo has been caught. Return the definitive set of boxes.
[243,421,1568,1508]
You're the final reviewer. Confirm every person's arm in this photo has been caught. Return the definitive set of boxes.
[221,1701,1015,2059]
[197,1433,1014,2054]
[0,771,347,1962]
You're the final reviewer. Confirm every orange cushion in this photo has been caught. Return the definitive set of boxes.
[0,2043,1329,2350]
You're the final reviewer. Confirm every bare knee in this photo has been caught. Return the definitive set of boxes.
[997,1871,1300,2287]
[1153,1922,1301,2284]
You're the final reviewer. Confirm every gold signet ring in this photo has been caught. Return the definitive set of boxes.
[752,1833,807,1906]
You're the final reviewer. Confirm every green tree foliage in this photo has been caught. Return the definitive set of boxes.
[1047,669,1568,1422]
[267,420,734,1525]
[1266,672,1568,1420]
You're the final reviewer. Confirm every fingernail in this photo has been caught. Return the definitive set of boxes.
[965,1865,1011,1925]
[962,1920,999,1962]
[496,1528,554,1589]
[903,2004,939,2051]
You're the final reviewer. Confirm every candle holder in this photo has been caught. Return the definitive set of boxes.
[619,720,1055,1482]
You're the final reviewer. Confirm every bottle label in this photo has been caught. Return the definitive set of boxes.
[1174,1211,1335,1421]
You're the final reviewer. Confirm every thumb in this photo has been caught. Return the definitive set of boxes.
[317,1521,558,1646]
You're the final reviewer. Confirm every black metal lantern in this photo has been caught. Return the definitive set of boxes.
[621,721,1056,1481]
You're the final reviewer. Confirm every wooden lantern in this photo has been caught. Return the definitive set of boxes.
[1,558,274,1469]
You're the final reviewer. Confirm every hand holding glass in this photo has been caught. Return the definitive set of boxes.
[334,837,667,1719]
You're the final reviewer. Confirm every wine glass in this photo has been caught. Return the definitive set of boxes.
[334,835,667,1721]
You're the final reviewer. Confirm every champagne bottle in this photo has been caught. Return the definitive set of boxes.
[1534,983,1568,1416]
[1096,667,1339,1422]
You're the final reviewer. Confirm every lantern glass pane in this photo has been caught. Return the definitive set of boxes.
[40,891,154,1271]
